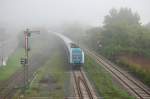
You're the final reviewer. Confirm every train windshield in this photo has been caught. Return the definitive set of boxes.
[72,48,82,64]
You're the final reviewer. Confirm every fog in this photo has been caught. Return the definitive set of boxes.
[0,0,150,29]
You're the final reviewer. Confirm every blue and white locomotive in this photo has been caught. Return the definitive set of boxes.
[70,43,84,64]
[55,33,84,68]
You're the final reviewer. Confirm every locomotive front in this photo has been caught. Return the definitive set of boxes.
[70,43,84,65]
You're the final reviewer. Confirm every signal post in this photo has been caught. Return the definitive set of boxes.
[20,28,40,93]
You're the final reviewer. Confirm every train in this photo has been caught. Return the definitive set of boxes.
[55,33,84,69]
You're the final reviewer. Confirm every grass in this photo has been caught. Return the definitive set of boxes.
[0,34,50,81]
[0,49,24,80]
[84,55,135,99]
[0,33,45,81]
[117,60,150,87]
[25,47,68,98]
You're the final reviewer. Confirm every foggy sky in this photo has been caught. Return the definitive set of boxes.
[0,0,150,27]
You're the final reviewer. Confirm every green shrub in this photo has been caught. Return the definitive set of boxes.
[117,60,150,86]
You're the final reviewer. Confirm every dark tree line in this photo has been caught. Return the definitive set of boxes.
[83,8,150,86]
[85,8,150,58]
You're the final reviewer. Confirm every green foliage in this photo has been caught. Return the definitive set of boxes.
[117,60,150,86]
[85,27,102,49]
[0,49,24,80]
[82,7,150,87]
[104,8,140,27]
[101,8,142,55]
[84,7,150,58]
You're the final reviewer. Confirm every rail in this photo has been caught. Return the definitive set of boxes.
[72,68,95,99]
[86,49,150,99]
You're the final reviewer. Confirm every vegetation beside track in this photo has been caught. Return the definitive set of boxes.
[24,44,69,98]
[0,31,52,81]
[117,59,150,87]
[84,55,135,99]
[0,49,24,80]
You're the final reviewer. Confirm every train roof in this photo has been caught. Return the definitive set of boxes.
[55,33,73,44]
[54,32,80,50]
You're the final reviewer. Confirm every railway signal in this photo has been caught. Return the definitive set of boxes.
[22,28,40,92]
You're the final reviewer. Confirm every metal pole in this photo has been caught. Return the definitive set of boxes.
[23,63,26,92]
[1,44,3,66]
[23,29,29,90]
[23,28,40,90]
[25,29,29,88]
[24,31,26,90]
[1,42,4,66]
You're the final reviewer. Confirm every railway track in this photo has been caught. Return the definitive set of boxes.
[0,60,43,99]
[0,68,32,99]
[72,68,97,99]
[86,49,150,99]
[0,70,23,99]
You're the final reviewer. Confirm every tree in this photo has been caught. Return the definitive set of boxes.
[85,27,102,49]
[104,8,140,27]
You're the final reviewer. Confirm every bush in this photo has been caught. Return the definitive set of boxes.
[117,60,150,86]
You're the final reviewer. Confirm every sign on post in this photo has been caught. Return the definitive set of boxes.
[20,58,27,65]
